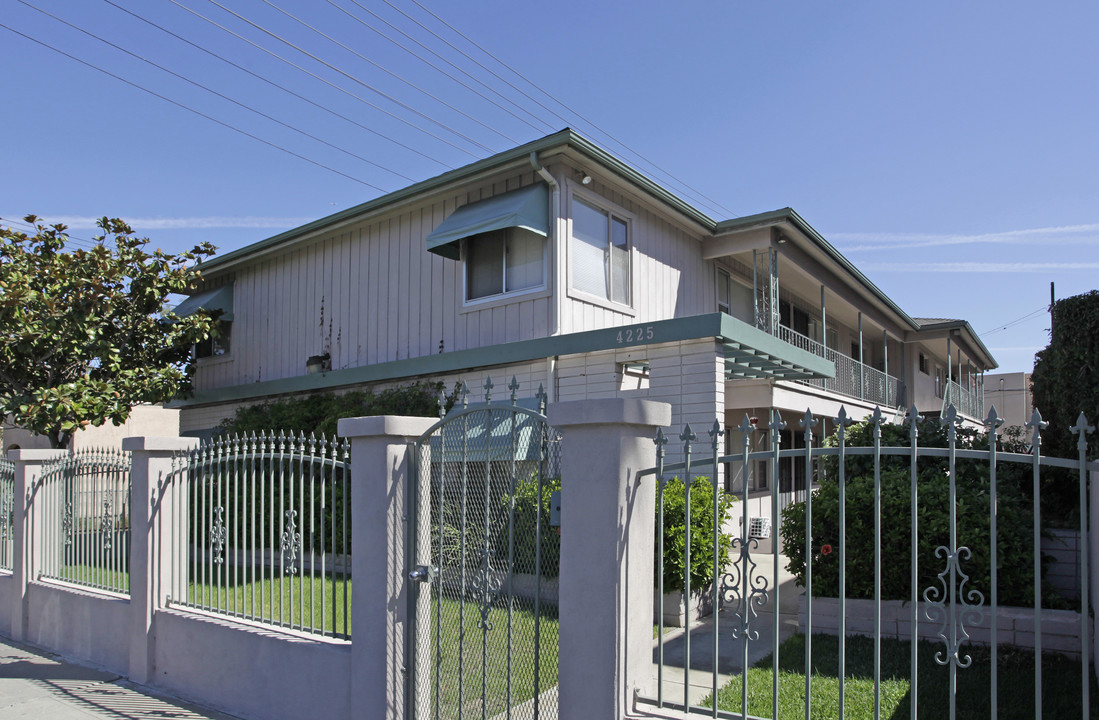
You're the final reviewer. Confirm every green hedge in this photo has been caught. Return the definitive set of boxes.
[781,416,1067,608]
[658,477,735,593]
[218,381,449,436]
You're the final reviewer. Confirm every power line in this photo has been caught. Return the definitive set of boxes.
[981,306,1048,336]
[0,216,98,249]
[335,0,554,134]
[0,21,388,191]
[201,0,489,158]
[260,0,521,147]
[98,0,417,182]
[166,0,453,170]
[18,0,412,187]
[396,0,739,219]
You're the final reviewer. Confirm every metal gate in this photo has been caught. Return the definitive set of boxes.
[408,379,561,720]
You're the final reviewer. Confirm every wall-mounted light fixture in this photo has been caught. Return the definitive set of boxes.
[306,352,331,374]
[581,174,593,185]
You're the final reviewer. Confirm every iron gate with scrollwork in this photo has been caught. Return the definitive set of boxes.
[408,378,561,720]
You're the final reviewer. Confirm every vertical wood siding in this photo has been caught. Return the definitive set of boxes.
[195,171,565,390]
[558,177,713,335]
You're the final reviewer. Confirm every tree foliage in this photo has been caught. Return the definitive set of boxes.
[1031,289,1099,460]
[0,215,217,448]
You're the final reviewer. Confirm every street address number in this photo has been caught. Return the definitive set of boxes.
[616,325,654,344]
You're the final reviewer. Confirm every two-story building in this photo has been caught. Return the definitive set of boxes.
[173,128,996,524]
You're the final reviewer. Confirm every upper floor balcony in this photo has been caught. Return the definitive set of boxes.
[775,324,904,408]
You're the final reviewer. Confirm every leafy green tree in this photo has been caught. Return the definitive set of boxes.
[1032,289,1099,461]
[0,215,217,448]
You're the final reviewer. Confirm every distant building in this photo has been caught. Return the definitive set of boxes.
[983,371,1033,432]
[3,405,181,452]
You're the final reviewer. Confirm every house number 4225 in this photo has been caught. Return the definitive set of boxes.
[616,325,654,343]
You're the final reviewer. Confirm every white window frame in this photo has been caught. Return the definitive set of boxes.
[461,227,548,307]
[565,185,635,314]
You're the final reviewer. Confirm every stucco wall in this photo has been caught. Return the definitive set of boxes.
[23,582,130,675]
[153,610,351,720]
[0,573,11,637]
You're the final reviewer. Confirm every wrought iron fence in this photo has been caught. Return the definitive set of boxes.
[643,405,1096,720]
[776,325,902,407]
[0,458,13,572]
[169,431,352,639]
[38,448,132,595]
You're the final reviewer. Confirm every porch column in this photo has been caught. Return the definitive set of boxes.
[548,398,672,720]
[858,313,864,400]
[123,437,198,686]
[8,449,67,642]
[339,415,435,720]
[820,285,827,347]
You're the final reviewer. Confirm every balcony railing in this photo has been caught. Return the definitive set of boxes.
[944,379,983,419]
[775,325,903,407]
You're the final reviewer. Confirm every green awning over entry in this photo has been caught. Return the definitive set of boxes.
[172,285,234,321]
[426,183,549,260]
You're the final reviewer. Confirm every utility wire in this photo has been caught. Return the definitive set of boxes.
[397,0,739,219]
[336,0,553,134]
[0,21,387,191]
[98,0,417,182]
[201,0,488,158]
[260,0,520,147]
[166,0,452,169]
[0,216,98,248]
[982,306,1048,336]
[18,0,410,187]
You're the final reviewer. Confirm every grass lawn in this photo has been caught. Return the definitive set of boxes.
[429,594,559,720]
[708,633,1098,720]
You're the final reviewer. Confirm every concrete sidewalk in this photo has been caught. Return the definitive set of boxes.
[0,637,241,720]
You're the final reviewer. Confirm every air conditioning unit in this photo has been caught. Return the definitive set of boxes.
[748,517,772,539]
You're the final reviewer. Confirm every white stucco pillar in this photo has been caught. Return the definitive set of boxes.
[547,398,671,720]
[8,449,67,642]
[123,437,198,686]
[339,415,435,720]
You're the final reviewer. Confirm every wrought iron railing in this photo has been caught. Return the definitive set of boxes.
[0,458,13,572]
[642,406,1096,720]
[945,379,983,419]
[776,325,903,406]
[38,448,132,595]
[169,431,352,640]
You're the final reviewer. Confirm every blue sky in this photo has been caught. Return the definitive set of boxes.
[2,0,1097,374]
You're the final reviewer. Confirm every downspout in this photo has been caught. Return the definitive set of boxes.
[531,152,561,400]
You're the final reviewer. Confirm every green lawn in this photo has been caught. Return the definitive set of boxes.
[183,563,351,637]
[428,594,559,720]
[708,633,1098,719]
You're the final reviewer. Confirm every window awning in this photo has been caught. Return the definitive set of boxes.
[171,285,234,321]
[426,183,549,260]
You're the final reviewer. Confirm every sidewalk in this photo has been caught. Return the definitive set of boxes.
[0,637,241,720]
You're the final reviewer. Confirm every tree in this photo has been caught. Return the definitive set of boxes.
[1031,290,1099,461]
[0,215,217,448]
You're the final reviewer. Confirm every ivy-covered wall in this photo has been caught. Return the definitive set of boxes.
[1031,289,1099,460]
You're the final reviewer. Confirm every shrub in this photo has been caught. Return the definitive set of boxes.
[781,416,1067,608]
[496,473,561,577]
[658,477,735,594]
[218,381,450,436]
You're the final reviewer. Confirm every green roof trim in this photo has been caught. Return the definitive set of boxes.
[425,183,548,260]
[197,128,715,274]
[173,312,832,408]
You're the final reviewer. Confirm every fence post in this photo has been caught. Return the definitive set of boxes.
[339,415,435,720]
[7,449,67,642]
[123,437,198,686]
[547,398,672,720]
[1091,468,1099,674]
